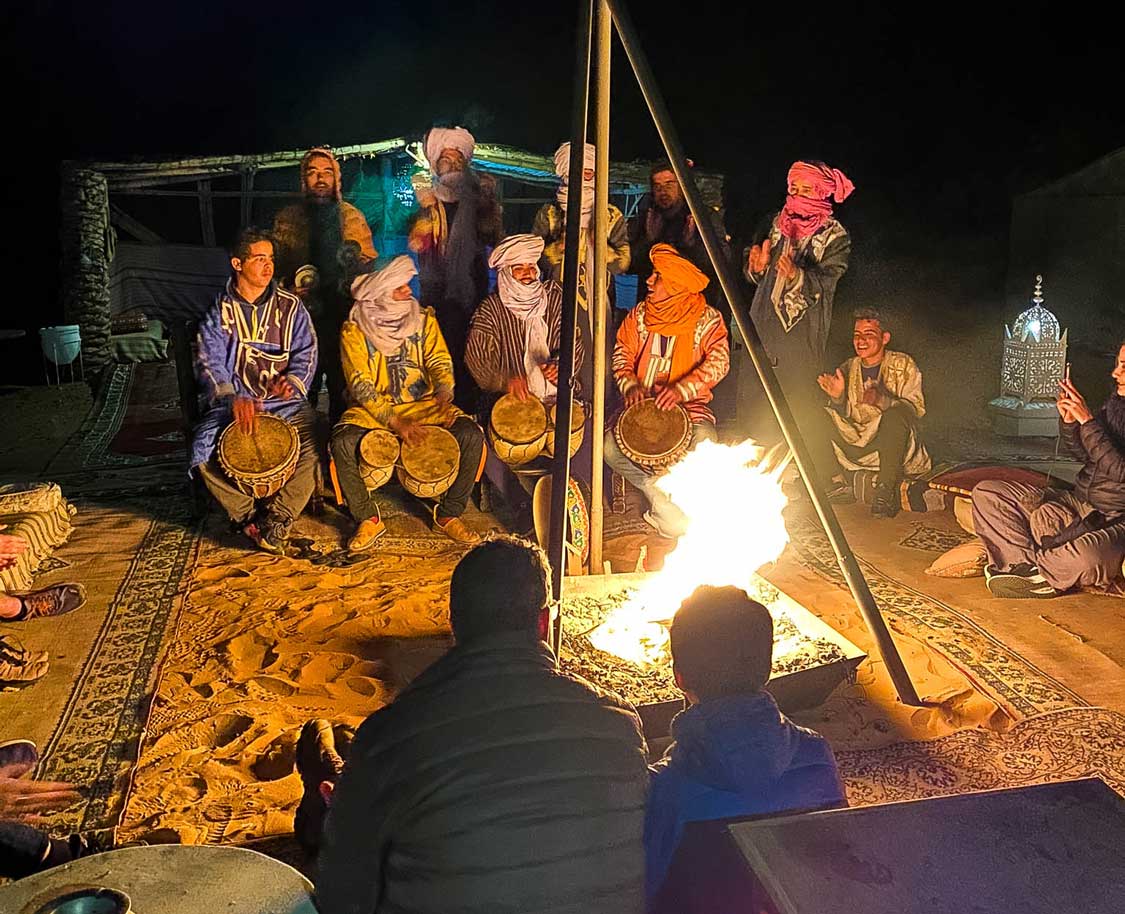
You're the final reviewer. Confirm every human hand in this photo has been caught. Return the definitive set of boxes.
[507,376,531,402]
[654,385,683,411]
[775,251,797,283]
[391,416,427,447]
[644,208,662,243]
[540,361,559,385]
[0,765,81,822]
[817,369,846,400]
[1057,378,1093,424]
[624,386,647,408]
[860,380,892,410]
[267,375,296,400]
[683,213,696,242]
[747,238,772,274]
[232,396,259,435]
[434,389,455,425]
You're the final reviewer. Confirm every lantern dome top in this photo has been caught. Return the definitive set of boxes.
[1011,274,1062,343]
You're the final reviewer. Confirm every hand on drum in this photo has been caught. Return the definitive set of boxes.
[267,375,297,400]
[624,386,648,408]
[507,376,531,401]
[392,415,428,447]
[654,385,684,411]
[232,396,260,435]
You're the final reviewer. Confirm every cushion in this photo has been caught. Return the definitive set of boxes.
[925,541,989,578]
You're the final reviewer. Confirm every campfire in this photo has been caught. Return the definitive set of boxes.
[559,439,865,735]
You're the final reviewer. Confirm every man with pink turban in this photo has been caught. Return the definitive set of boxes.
[744,160,854,476]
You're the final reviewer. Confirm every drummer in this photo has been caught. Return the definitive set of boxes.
[466,233,583,420]
[193,228,319,554]
[605,243,730,538]
[331,255,485,548]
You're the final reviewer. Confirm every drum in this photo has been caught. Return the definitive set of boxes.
[532,474,591,575]
[217,414,300,498]
[544,400,586,459]
[613,400,692,474]
[488,394,547,466]
[397,426,460,498]
[358,428,400,491]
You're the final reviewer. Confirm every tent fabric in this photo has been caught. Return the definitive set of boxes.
[108,242,230,325]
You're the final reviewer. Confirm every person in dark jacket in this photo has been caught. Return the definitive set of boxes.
[972,344,1125,598]
[645,585,846,904]
[316,535,649,914]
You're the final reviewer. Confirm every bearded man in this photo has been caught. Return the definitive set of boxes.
[465,234,583,407]
[627,160,729,317]
[972,345,1125,599]
[605,244,729,539]
[532,141,630,396]
[331,256,485,549]
[407,126,503,411]
[273,147,377,422]
[744,161,853,448]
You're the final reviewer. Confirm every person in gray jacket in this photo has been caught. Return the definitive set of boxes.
[315,535,650,914]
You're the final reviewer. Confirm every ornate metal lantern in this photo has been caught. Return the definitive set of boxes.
[1000,275,1068,403]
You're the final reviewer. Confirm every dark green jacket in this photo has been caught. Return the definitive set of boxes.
[316,631,649,914]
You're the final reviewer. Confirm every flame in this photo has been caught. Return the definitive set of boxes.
[588,438,790,665]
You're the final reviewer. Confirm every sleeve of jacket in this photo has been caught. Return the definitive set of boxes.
[465,298,507,393]
[421,311,456,399]
[783,230,851,359]
[626,208,653,278]
[607,209,631,274]
[891,355,926,419]
[1077,417,1125,482]
[284,301,318,397]
[195,302,236,402]
[1061,417,1086,460]
[341,321,394,426]
[613,307,643,395]
[674,312,730,403]
[341,203,378,264]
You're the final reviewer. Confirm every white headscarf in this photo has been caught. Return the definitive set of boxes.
[489,235,553,399]
[554,141,596,228]
[425,127,476,204]
[349,256,423,357]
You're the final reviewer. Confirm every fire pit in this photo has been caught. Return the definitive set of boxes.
[559,571,866,738]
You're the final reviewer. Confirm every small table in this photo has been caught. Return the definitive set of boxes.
[0,844,317,914]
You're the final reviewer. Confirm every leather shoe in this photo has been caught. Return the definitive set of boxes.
[348,518,386,552]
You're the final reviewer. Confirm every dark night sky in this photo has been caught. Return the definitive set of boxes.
[10,0,1125,322]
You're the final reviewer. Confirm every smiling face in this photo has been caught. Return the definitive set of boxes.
[1112,345,1125,395]
[511,263,539,284]
[852,318,890,365]
[646,270,670,301]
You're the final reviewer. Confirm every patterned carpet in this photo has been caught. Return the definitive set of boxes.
[785,510,1087,718]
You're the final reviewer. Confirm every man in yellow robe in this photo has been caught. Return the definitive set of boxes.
[330,256,484,549]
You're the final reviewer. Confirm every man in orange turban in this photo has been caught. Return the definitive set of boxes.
[605,244,730,538]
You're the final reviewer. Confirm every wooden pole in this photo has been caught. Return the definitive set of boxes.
[589,0,612,574]
[605,0,922,705]
[198,179,216,248]
[549,0,594,661]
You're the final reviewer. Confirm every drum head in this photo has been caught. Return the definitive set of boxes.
[491,394,547,445]
[617,400,690,461]
[219,414,298,475]
[359,429,400,468]
[549,400,585,431]
[400,426,459,482]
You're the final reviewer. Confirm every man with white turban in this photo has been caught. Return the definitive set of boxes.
[532,141,630,396]
[331,255,485,549]
[466,234,583,405]
[407,126,503,411]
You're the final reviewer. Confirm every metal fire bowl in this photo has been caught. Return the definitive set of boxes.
[562,571,867,739]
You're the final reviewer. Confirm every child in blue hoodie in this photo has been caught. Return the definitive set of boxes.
[645,585,847,903]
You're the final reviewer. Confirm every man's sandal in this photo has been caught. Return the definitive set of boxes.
[0,654,49,686]
[8,583,87,622]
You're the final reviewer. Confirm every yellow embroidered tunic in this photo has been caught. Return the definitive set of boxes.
[338,309,465,431]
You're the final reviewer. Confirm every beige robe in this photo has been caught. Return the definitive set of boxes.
[827,350,931,476]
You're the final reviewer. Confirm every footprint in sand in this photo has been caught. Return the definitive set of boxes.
[250,731,298,782]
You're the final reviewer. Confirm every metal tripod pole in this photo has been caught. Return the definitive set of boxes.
[604,0,922,705]
[549,0,595,661]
